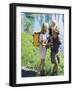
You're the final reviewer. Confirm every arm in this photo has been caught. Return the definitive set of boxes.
[46,36,53,48]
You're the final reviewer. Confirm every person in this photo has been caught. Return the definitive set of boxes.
[46,20,58,49]
[51,29,61,75]
[37,23,48,76]
[48,26,61,75]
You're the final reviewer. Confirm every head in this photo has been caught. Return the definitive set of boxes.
[41,23,49,34]
[49,20,58,36]
[51,20,57,26]
[51,20,58,32]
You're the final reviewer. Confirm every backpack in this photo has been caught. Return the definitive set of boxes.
[33,32,40,47]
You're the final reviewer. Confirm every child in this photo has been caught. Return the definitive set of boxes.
[47,21,61,75]
[50,29,61,75]
[38,23,48,76]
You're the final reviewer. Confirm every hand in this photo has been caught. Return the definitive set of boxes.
[42,41,46,47]
[42,43,46,47]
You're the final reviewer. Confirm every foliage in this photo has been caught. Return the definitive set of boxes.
[21,32,64,75]
[23,16,34,33]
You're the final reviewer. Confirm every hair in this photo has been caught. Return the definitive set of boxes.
[49,20,59,36]
[51,20,57,27]
[54,28,59,35]
[41,23,49,34]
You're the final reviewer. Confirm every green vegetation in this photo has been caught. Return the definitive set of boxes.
[21,32,64,75]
